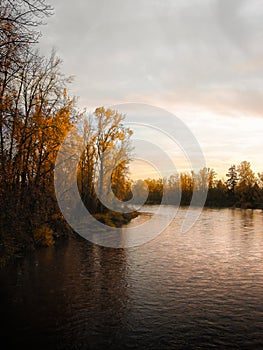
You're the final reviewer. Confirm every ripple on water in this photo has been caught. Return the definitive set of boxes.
[0,207,263,349]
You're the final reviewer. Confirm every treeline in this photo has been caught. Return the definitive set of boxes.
[0,1,133,263]
[132,161,263,209]
[0,0,78,255]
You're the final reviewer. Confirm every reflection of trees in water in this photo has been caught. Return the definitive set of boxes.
[57,238,130,346]
[230,209,256,253]
[0,238,129,349]
[240,209,254,231]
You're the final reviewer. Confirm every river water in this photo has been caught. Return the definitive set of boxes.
[1,206,263,349]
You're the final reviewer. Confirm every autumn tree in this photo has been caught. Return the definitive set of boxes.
[180,172,194,205]
[77,117,97,212]
[1,50,75,191]
[257,172,263,189]
[236,161,258,208]
[0,1,79,253]
[0,48,77,248]
[0,1,52,183]
[111,161,132,202]
[196,167,216,191]
[144,178,163,204]
[237,161,255,187]
[77,107,133,214]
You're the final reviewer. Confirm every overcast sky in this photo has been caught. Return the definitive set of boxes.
[39,0,263,178]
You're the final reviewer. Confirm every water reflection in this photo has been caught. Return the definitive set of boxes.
[0,207,263,349]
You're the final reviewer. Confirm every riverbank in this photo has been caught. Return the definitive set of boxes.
[0,210,139,269]
[0,214,70,269]
[94,210,139,227]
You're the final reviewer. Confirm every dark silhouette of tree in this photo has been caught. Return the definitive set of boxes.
[226,165,238,192]
[225,165,238,206]
[0,0,52,51]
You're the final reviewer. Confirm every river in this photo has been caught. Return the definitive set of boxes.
[1,206,263,349]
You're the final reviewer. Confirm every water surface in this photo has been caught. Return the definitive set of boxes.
[1,207,263,349]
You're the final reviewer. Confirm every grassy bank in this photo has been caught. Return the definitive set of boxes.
[94,210,139,227]
[0,208,139,269]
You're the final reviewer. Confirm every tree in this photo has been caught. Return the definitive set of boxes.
[0,50,75,192]
[77,107,133,214]
[180,172,194,205]
[257,172,263,189]
[236,161,256,208]
[0,0,53,188]
[237,161,255,187]
[0,1,79,253]
[207,168,217,189]
[197,167,216,191]
[0,0,52,52]
[164,174,180,204]
[77,117,97,212]
[226,165,238,192]
[144,178,163,204]
[111,160,132,202]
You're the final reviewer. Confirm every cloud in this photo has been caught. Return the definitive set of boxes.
[38,0,263,176]
[39,0,263,117]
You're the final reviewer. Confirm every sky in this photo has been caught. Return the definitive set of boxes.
[39,0,263,179]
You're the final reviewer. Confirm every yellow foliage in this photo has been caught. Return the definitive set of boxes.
[33,225,54,247]
[93,213,115,227]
